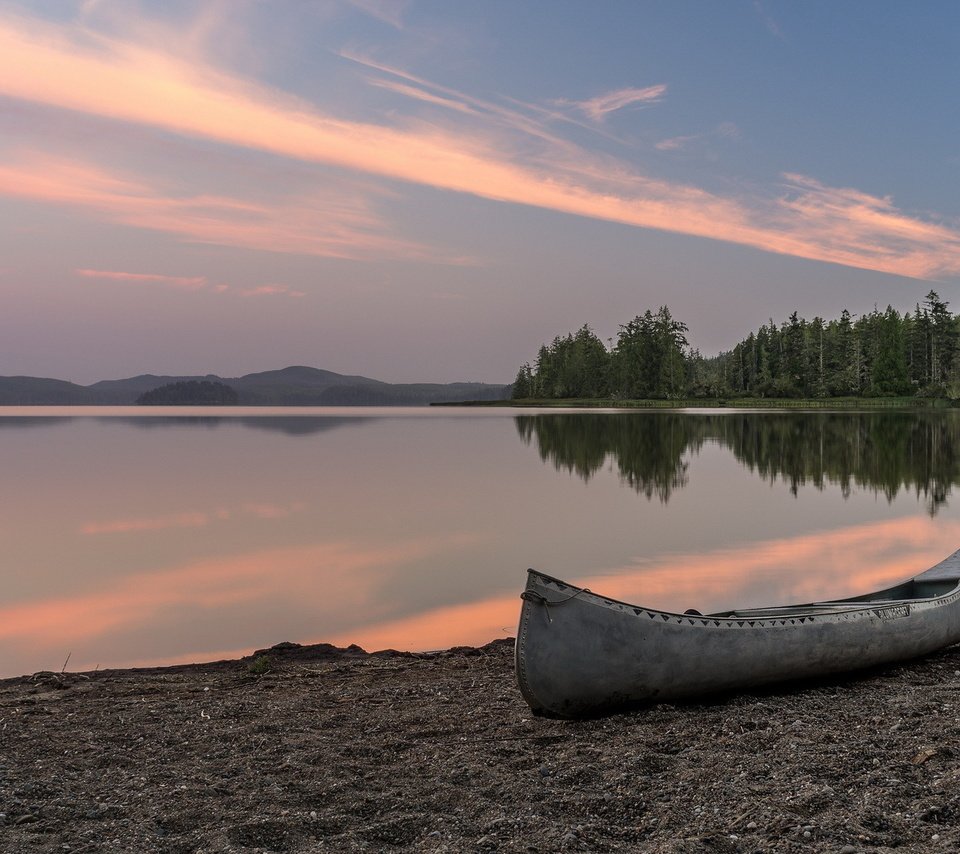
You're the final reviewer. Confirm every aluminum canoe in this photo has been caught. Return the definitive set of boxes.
[515,549,960,718]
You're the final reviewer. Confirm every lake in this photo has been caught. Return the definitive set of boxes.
[2,406,959,678]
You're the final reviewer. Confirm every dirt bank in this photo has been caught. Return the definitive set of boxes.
[3,638,960,853]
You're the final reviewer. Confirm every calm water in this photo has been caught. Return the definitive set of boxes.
[3,406,960,677]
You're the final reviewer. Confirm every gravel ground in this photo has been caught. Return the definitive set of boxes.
[3,638,960,853]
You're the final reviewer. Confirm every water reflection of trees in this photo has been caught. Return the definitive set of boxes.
[515,412,960,514]
[516,414,700,502]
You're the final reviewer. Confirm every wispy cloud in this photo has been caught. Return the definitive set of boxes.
[753,0,784,39]
[240,284,307,298]
[656,134,697,152]
[75,267,310,299]
[76,269,208,289]
[561,84,668,122]
[2,11,960,279]
[656,121,741,152]
[348,0,409,30]
[0,151,454,263]
[81,511,210,535]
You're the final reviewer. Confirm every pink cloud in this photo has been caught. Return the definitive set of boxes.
[74,267,311,299]
[0,151,451,263]
[76,268,208,289]
[81,511,210,535]
[1,12,960,278]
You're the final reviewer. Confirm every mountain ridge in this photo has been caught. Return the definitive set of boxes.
[0,366,510,406]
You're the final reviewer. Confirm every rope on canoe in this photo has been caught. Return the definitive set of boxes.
[520,588,591,622]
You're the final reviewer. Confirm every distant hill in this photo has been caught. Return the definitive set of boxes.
[0,366,510,406]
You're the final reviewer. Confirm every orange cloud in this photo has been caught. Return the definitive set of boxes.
[1,11,960,277]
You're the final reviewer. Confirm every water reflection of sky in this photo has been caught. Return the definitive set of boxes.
[1,407,958,677]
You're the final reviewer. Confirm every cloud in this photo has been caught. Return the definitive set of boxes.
[348,0,409,30]
[81,511,210,535]
[75,266,307,300]
[76,268,208,289]
[753,0,784,39]
[0,150,453,263]
[240,284,307,298]
[656,134,697,152]
[564,84,668,122]
[2,11,960,279]
[656,122,741,152]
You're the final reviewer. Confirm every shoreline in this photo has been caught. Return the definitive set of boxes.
[4,638,960,852]
[438,396,956,409]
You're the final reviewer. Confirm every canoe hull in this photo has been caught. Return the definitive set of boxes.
[515,560,960,718]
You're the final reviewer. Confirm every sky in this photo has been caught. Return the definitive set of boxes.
[2,1,960,385]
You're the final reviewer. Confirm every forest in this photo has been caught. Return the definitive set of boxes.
[511,291,960,401]
[136,380,239,405]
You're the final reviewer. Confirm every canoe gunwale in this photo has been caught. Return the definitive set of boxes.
[522,568,960,627]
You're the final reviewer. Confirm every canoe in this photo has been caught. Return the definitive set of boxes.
[515,549,960,718]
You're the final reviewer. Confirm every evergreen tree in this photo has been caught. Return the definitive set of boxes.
[511,363,534,399]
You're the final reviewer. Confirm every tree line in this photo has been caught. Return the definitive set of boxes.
[512,291,960,400]
[137,380,239,405]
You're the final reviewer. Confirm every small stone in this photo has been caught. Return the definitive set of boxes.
[840,846,857,854]
[803,831,812,839]
[932,834,941,842]
[746,821,757,830]
[538,766,552,778]
[309,811,317,820]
